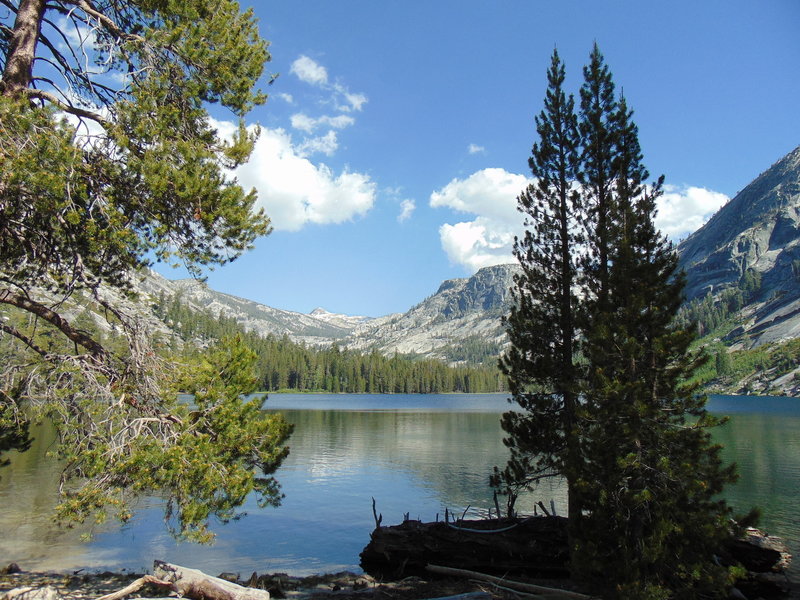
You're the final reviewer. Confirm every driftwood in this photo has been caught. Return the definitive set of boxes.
[95,562,271,600]
[361,515,792,587]
[152,561,271,600]
[425,565,594,600]
[724,528,792,573]
[360,516,570,580]
[96,575,173,600]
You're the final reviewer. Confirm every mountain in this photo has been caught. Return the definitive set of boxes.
[135,264,518,361]
[344,264,517,360]
[676,144,800,395]
[122,145,800,394]
[138,272,364,345]
[678,145,800,348]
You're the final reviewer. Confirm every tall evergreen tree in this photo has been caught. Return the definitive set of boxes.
[498,45,738,599]
[578,43,618,313]
[575,92,738,599]
[493,49,584,529]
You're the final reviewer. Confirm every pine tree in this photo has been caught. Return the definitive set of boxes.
[0,1,283,539]
[498,45,738,599]
[578,43,618,313]
[493,49,584,532]
[575,86,738,599]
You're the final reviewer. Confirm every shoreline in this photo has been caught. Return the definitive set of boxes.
[0,566,484,600]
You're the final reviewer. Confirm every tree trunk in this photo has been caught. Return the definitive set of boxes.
[360,517,570,581]
[152,561,272,600]
[1,0,46,97]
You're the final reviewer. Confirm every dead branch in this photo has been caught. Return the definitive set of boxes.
[425,565,594,600]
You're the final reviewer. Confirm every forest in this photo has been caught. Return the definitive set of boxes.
[151,291,505,394]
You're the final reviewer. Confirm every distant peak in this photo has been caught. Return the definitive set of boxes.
[310,307,330,316]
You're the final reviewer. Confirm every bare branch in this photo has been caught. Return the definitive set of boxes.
[58,0,144,44]
[0,320,48,358]
[0,285,108,359]
[23,86,109,126]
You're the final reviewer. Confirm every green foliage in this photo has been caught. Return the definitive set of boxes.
[492,49,583,518]
[53,336,291,543]
[1,1,283,540]
[152,293,504,394]
[497,44,738,599]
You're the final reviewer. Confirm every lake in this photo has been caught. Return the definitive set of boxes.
[0,393,798,576]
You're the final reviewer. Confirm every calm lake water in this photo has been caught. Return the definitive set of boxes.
[0,393,798,576]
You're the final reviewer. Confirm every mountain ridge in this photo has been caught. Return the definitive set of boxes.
[126,144,800,394]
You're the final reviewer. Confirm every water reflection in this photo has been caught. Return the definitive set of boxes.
[0,394,796,575]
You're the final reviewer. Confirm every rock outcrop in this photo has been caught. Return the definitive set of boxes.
[679,145,800,303]
[343,264,517,359]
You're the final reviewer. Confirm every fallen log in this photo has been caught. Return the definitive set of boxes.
[724,527,792,573]
[359,516,570,581]
[96,575,173,600]
[425,565,594,600]
[421,594,491,600]
[146,561,271,600]
[360,515,792,585]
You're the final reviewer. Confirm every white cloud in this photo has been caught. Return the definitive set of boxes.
[275,92,294,104]
[297,130,339,157]
[289,113,317,134]
[397,199,416,223]
[431,168,528,224]
[439,219,517,271]
[290,112,355,134]
[467,143,486,155]
[429,169,728,270]
[430,168,530,271]
[656,185,729,242]
[340,90,368,112]
[211,119,376,232]
[290,55,328,86]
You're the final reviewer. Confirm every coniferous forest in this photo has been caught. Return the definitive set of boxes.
[152,292,505,394]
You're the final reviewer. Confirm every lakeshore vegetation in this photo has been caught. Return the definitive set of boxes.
[151,292,505,394]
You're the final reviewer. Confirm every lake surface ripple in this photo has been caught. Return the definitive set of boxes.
[0,393,797,576]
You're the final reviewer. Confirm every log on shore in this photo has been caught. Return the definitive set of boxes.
[359,516,570,581]
[152,561,272,600]
[360,517,792,583]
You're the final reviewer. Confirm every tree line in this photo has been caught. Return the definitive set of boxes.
[152,291,505,394]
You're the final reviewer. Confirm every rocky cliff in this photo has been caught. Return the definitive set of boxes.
[679,145,800,348]
[678,145,800,300]
[134,264,518,361]
[344,264,517,359]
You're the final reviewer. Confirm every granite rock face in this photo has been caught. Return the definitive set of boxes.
[679,145,800,303]
[133,264,519,361]
[679,145,800,348]
[344,264,517,358]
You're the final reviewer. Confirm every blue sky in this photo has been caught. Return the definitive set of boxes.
[156,1,800,317]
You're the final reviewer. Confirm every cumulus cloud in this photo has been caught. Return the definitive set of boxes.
[290,55,328,86]
[285,55,367,159]
[339,90,368,112]
[211,119,376,232]
[429,169,729,271]
[656,185,729,242]
[297,130,339,157]
[430,168,530,271]
[467,143,486,155]
[439,219,517,271]
[290,112,355,134]
[275,92,294,104]
[397,199,416,223]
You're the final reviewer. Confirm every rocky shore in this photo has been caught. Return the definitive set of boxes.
[0,565,485,600]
